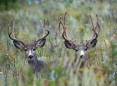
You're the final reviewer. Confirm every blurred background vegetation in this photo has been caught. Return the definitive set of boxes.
[0,0,117,86]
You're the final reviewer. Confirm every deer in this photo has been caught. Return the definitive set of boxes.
[59,12,101,73]
[8,22,50,78]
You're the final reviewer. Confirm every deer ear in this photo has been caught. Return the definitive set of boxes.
[35,39,46,48]
[13,40,25,50]
[64,40,77,50]
[90,38,97,47]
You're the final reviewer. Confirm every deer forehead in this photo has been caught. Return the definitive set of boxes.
[78,44,86,50]
[25,43,35,49]
[27,50,34,55]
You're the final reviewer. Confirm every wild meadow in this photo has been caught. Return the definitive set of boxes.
[0,0,117,86]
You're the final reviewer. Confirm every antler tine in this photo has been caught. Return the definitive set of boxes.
[40,30,49,39]
[95,15,101,34]
[43,19,49,28]
[58,16,63,32]
[89,15,95,31]
[62,22,68,41]
[93,15,101,39]
[90,15,98,39]
[43,19,46,28]
[8,24,17,41]
[63,12,67,25]
[58,12,69,41]
[8,32,16,41]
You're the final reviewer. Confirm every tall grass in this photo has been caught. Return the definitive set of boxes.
[0,0,117,86]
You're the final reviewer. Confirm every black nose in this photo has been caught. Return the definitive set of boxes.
[28,55,33,59]
[80,55,83,58]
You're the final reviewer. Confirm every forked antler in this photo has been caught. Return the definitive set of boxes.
[59,12,78,50]
[85,15,101,50]
[40,19,50,39]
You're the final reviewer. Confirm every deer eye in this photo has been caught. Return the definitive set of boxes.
[33,48,36,51]
[24,48,27,51]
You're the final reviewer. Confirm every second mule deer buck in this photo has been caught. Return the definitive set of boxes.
[9,23,49,78]
[59,13,101,72]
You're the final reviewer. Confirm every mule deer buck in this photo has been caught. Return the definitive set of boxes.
[59,13,101,72]
[8,23,49,78]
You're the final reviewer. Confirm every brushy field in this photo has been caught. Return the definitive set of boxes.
[0,0,117,86]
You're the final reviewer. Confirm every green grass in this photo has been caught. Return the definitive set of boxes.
[0,0,117,86]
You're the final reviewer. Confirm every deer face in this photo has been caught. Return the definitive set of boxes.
[24,43,37,60]
[76,45,86,58]
[9,30,49,63]
[24,39,46,60]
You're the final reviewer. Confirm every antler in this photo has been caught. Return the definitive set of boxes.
[8,32,25,49]
[85,15,101,50]
[37,30,49,40]
[42,19,50,39]
[8,32,25,45]
[59,15,67,41]
[59,12,78,50]
[43,19,49,28]
[34,24,49,48]
[36,19,50,42]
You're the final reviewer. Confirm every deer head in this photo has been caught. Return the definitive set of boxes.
[9,30,49,60]
[59,13,100,68]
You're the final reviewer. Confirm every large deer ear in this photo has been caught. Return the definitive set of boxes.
[35,39,46,48]
[90,38,97,47]
[13,40,25,49]
[35,30,49,48]
[64,40,77,50]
